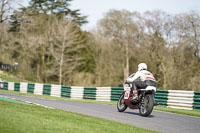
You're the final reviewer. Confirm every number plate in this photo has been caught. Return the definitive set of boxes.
[124,85,130,91]
[124,90,130,99]
[124,85,130,99]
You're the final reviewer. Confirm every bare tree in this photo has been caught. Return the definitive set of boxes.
[90,30,124,86]
[0,22,12,62]
[174,11,200,59]
[48,17,85,85]
[14,12,52,82]
[171,11,200,90]
[98,10,141,81]
[0,0,16,23]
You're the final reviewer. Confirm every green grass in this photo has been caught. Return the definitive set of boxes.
[0,100,157,133]
[0,74,26,82]
[154,106,200,117]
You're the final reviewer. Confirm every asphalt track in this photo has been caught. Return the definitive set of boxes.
[0,92,200,133]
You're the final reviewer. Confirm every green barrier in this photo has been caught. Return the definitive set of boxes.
[154,90,168,106]
[3,82,8,90]
[14,82,20,91]
[61,86,71,98]
[193,92,200,109]
[111,87,123,101]
[43,84,51,95]
[27,83,35,93]
[83,87,96,100]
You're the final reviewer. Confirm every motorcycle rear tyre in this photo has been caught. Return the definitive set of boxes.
[139,94,154,117]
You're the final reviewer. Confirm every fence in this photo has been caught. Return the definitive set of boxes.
[0,82,122,101]
[0,81,200,110]
[155,90,200,110]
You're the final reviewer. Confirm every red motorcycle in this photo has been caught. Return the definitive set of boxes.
[117,83,157,117]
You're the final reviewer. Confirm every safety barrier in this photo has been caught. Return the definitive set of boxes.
[0,82,123,101]
[155,90,200,110]
[0,81,3,89]
[0,81,200,110]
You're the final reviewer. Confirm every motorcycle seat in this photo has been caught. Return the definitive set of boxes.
[145,86,156,92]
[139,86,156,92]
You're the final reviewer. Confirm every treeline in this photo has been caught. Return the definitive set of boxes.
[0,0,200,90]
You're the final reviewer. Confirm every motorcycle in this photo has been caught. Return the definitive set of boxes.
[117,74,157,117]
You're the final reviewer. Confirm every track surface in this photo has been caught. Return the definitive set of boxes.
[0,92,200,133]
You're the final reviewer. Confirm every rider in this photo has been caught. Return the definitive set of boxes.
[126,63,157,100]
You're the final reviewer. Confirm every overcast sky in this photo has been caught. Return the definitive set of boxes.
[70,0,200,30]
[21,0,200,31]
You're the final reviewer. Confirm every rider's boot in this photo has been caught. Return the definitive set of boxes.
[130,84,138,102]
[130,91,138,103]
[133,83,138,98]
[132,90,138,100]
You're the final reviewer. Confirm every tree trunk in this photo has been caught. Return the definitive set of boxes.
[59,52,63,85]
[191,20,200,62]
[161,61,167,89]
[0,0,5,23]
[36,63,41,82]
[41,53,46,83]
[124,42,129,81]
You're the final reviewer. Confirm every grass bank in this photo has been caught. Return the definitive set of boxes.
[154,106,200,117]
[0,72,27,82]
[0,100,157,133]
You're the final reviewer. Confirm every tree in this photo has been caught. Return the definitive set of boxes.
[0,22,13,63]
[14,13,52,82]
[88,30,124,86]
[174,11,200,60]
[0,0,20,23]
[9,0,87,36]
[140,10,171,89]
[7,1,90,84]
[98,10,141,81]
[171,11,200,90]
[77,33,96,74]
[27,0,87,25]
[47,16,86,85]
[0,0,12,22]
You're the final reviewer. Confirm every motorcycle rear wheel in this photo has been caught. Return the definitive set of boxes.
[139,94,154,117]
[117,94,127,112]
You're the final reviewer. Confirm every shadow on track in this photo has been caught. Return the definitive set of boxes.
[124,111,155,118]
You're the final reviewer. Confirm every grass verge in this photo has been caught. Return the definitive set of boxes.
[0,73,27,82]
[1,89,200,117]
[0,100,157,133]
[154,106,200,117]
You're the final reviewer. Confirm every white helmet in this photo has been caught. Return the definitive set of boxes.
[138,63,147,71]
